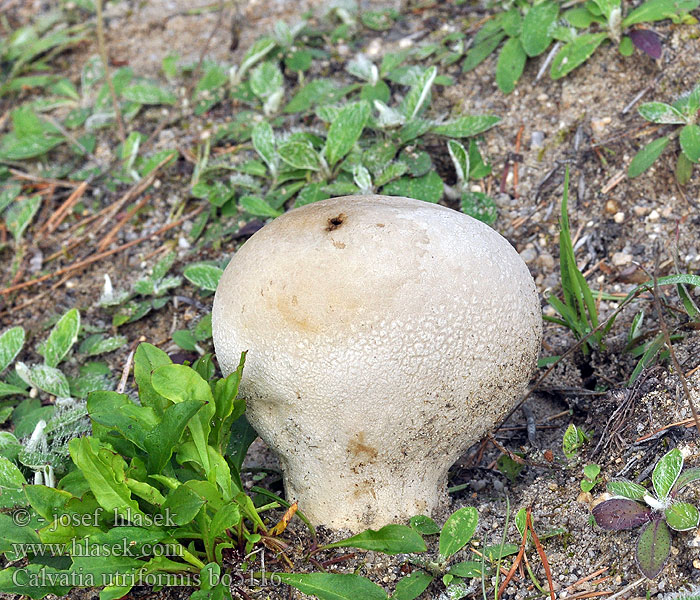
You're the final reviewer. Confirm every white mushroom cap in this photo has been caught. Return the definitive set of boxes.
[213,195,541,531]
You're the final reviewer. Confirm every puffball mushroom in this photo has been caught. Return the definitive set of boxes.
[213,195,541,531]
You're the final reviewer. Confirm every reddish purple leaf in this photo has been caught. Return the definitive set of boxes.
[593,499,652,530]
[629,29,662,60]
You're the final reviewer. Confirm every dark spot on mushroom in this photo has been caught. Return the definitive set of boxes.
[326,213,346,231]
[376,223,385,228]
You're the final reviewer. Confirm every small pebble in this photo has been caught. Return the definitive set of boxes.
[537,252,555,270]
[591,116,612,135]
[604,199,619,214]
[612,252,633,266]
[647,209,660,221]
[613,211,625,224]
[519,247,537,264]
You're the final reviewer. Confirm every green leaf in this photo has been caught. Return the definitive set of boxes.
[77,334,123,357]
[0,327,25,373]
[0,183,21,213]
[361,10,396,31]
[463,31,506,72]
[638,102,687,124]
[607,479,648,499]
[382,172,443,203]
[151,364,215,474]
[69,555,145,584]
[183,264,224,292]
[496,37,527,94]
[251,121,277,175]
[501,8,522,36]
[161,484,205,525]
[653,448,683,500]
[399,148,432,176]
[145,400,204,474]
[226,415,258,476]
[0,456,28,509]
[461,191,498,225]
[409,514,441,535]
[39,308,80,368]
[4,195,41,240]
[430,115,501,137]
[0,512,41,560]
[623,0,700,26]
[250,61,283,100]
[675,150,694,184]
[239,38,276,77]
[208,502,241,541]
[628,136,670,177]
[672,467,700,495]
[133,343,171,414]
[665,502,700,531]
[122,82,176,105]
[238,195,282,218]
[521,1,559,56]
[284,79,339,114]
[392,571,434,600]
[565,6,602,27]
[401,66,437,120]
[551,33,608,79]
[592,0,621,20]
[374,162,408,187]
[26,364,70,397]
[618,36,634,56]
[23,484,73,522]
[68,437,144,520]
[278,141,321,171]
[636,519,671,579]
[439,507,478,559]
[680,123,700,162]
[324,100,370,167]
[324,524,426,554]
[448,561,485,578]
[0,133,64,160]
[275,573,388,600]
[0,565,72,598]
[87,390,156,449]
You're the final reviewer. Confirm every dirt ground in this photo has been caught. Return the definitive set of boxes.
[1,0,700,599]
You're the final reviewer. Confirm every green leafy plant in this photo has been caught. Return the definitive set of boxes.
[0,11,88,98]
[593,448,700,579]
[99,252,181,327]
[392,508,482,600]
[0,309,122,483]
[545,168,612,354]
[580,463,600,492]
[562,423,593,459]
[275,508,483,600]
[552,0,699,79]
[172,314,212,354]
[463,0,699,93]
[0,344,292,600]
[628,80,700,183]
[463,1,561,93]
[212,62,499,219]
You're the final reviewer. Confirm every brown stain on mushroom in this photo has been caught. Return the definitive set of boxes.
[331,240,346,249]
[347,432,378,463]
[325,213,346,231]
[273,295,320,334]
